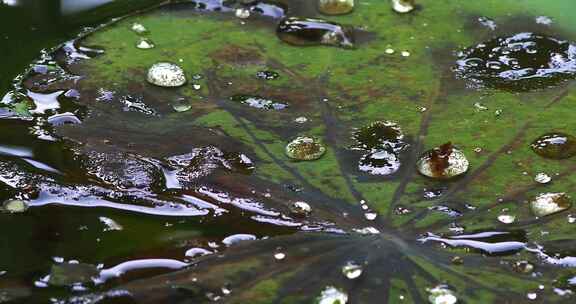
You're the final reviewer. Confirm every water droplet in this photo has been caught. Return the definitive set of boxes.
[147,62,187,88]
[222,234,257,246]
[130,23,148,34]
[568,214,576,223]
[285,136,326,161]
[385,48,395,54]
[417,143,469,179]
[185,248,212,258]
[1,199,29,213]
[230,95,287,110]
[455,33,576,91]
[294,116,309,124]
[497,214,516,224]
[289,201,312,217]
[98,217,123,231]
[354,226,381,234]
[535,16,553,26]
[419,230,527,256]
[318,286,348,304]
[530,192,571,217]
[527,292,538,300]
[235,8,251,19]
[427,285,458,304]
[136,38,155,49]
[531,133,576,159]
[512,260,534,273]
[473,102,488,111]
[255,70,279,80]
[391,0,415,14]
[318,0,354,16]
[478,16,497,30]
[364,212,377,221]
[352,121,405,152]
[451,256,463,265]
[341,261,363,279]
[274,252,286,260]
[401,51,411,57]
[171,98,192,112]
[534,172,552,184]
[358,150,401,176]
[276,17,354,49]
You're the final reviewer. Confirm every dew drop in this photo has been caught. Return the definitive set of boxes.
[391,0,415,14]
[401,51,411,57]
[364,212,378,221]
[385,48,395,54]
[136,38,155,49]
[171,98,192,113]
[274,252,286,260]
[512,260,534,274]
[1,199,29,214]
[417,143,469,179]
[530,192,571,217]
[531,133,576,160]
[235,7,251,19]
[130,23,148,34]
[276,17,354,49]
[294,116,309,124]
[318,286,348,304]
[255,70,279,80]
[147,62,187,88]
[289,201,312,217]
[285,136,326,161]
[534,172,551,184]
[341,261,363,279]
[427,285,457,304]
[497,214,516,224]
[318,0,355,16]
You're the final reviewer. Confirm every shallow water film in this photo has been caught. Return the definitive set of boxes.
[2,0,576,303]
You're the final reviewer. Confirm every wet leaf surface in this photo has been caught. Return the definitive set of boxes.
[2,0,576,303]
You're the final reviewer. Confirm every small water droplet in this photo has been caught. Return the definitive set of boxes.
[285,136,326,161]
[401,51,411,57]
[497,214,516,224]
[391,0,415,14]
[385,48,395,54]
[451,256,463,265]
[318,0,354,15]
[274,252,286,260]
[130,23,148,34]
[530,192,571,217]
[534,172,551,184]
[364,212,377,221]
[235,8,251,19]
[341,261,363,279]
[512,260,534,273]
[255,70,279,80]
[230,95,287,110]
[535,16,553,26]
[527,292,538,300]
[171,98,192,112]
[568,214,576,223]
[289,201,312,217]
[318,286,348,304]
[427,285,458,304]
[136,38,155,49]
[1,199,29,213]
[294,116,308,124]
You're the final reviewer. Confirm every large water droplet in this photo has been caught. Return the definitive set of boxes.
[531,133,576,159]
[285,136,326,161]
[318,0,354,15]
[147,62,187,88]
[276,17,354,48]
[417,143,469,179]
[530,192,571,217]
[352,121,406,152]
[454,33,576,91]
